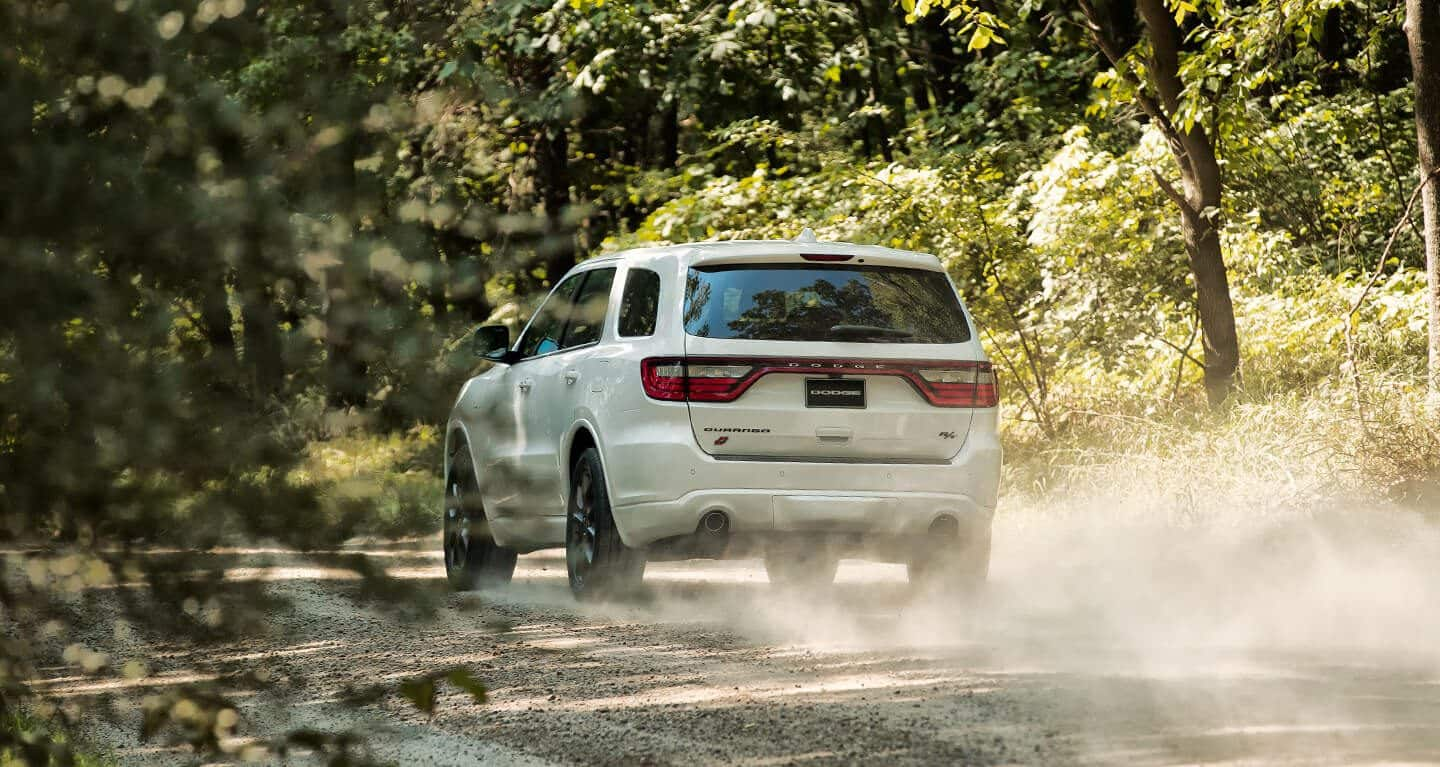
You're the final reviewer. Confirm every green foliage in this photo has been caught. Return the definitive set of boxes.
[2,0,1437,760]
[612,113,1431,457]
[1,710,115,767]
[292,422,445,540]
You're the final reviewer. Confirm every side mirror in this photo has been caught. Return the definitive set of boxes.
[471,325,512,361]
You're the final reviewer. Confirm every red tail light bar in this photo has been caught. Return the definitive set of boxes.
[641,357,998,408]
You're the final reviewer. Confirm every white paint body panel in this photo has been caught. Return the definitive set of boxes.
[445,240,1002,555]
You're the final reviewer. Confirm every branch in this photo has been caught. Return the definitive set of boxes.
[1150,168,1191,214]
[1342,165,1440,430]
[1171,310,1201,401]
[1139,326,1205,370]
[1073,0,1189,158]
[1348,166,1440,321]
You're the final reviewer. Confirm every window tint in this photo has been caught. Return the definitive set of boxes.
[517,273,585,358]
[683,264,971,344]
[560,268,615,348]
[617,268,661,337]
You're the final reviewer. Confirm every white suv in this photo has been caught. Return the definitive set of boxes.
[443,233,1001,599]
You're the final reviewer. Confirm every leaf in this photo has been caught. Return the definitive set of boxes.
[447,669,489,704]
[400,677,437,715]
[1173,0,1197,24]
[437,61,457,81]
[967,26,991,51]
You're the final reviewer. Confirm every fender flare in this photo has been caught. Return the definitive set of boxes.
[559,416,633,543]
[444,420,478,486]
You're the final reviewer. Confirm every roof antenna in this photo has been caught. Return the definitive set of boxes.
[794,227,818,244]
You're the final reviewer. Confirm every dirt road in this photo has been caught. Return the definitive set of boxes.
[41,512,1440,765]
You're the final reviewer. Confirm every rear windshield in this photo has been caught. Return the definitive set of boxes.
[683,264,971,343]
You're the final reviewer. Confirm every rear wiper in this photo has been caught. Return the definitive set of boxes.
[829,324,915,340]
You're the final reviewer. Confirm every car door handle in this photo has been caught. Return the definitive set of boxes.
[564,369,580,385]
[518,379,533,393]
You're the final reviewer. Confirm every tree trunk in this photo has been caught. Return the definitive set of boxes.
[198,272,236,362]
[323,264,368,408]
[1179,190,1241,405]
[241,282,284,399]
[325,130,368,409]
[1136,0,1241,405]
[533,126,575,286]
[659,99,680,169]
[438,229,492,325]
[918,13,970,108]
[852,0,896,162]
[1406,0,1440,398]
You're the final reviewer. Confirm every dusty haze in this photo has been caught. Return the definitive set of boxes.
[27,490,1440,765]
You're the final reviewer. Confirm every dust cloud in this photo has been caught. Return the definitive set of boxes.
[598,498,1440,764]
[666,503,1440,672]
[30,492,1440,765]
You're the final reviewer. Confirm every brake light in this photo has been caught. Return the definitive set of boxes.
[641,357,997,408]
[640,357,688,401]
[800,253,853,262]
[917,364,997,407]
[640,359,756,402]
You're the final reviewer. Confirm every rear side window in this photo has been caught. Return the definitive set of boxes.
[683,264,971,343]
[618,268,661,337]
[560,268,616,348]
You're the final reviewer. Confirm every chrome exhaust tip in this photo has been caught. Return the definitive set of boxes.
[929,515,959,538]
[701,510,730,534]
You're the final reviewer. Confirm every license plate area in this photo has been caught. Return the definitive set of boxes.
[805,378,866,408]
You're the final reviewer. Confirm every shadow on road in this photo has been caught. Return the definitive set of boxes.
[25,515,1440,765]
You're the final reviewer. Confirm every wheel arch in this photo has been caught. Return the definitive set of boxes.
[444,420,478,483]
[562,419,632,542]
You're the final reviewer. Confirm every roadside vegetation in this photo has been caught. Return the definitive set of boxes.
[0,711,113,767]
[3,0,1440,761]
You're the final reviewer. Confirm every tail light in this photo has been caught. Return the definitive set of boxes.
[640,358,688,401]
[916,363,997,407]
[641,357,997,408]
[640,358,755,402]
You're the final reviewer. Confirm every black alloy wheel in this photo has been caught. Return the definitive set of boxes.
[443,443,517,590]
[566,447,645,600]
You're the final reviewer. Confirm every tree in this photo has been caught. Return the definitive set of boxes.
[1406,0,1440,399]
[1094,0,1240,406]
[906,0,1243,405]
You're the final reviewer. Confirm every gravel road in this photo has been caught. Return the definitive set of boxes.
[38,512,1440,766]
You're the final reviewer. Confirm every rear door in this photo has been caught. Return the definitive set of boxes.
[504,272,586,516]
[678,260,992,462]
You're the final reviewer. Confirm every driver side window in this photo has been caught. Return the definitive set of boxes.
[516,274,585,358]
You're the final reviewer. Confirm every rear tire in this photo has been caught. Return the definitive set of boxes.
[443,443,517,591]
[566,448,645,601]
[907,523,991,594]
[763,551,839,589]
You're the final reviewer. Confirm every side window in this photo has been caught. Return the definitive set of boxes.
[618,268,661,337]
[560,268,616,349]
[517,273,585,358]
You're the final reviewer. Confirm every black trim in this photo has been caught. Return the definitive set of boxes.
[511,340,600,365]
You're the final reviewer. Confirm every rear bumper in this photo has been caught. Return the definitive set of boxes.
[616,489,989,552]
[607,424,1001,550]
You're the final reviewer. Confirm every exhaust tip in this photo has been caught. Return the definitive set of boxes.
[929,515,959,538]
[701,510,730,534]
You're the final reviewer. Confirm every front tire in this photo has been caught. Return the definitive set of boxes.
[443,443,517,590]
[566,447,645,601]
